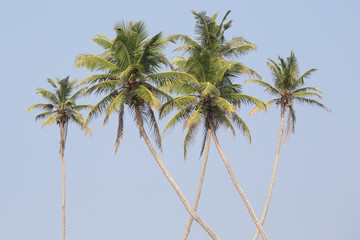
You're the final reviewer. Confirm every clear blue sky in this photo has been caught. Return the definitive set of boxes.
[1,0,359,239]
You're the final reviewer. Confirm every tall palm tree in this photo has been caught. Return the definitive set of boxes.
[245,52,330,240]
[157,10,267,239]
[158,36,268,240]
[74,21,219,239]
[26,77,92,240]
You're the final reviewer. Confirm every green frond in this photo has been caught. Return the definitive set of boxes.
[183,117,201,161]
[294,97,330,111]
[150,71,199,86]
[160,95,197,118]
[167,34,200,48]
[211,97,236,114]
[292,91,322,99]
[85,92,119,124]
[294,68,318,87]
[47,78,58,89]
[82,80,119,96]
[244,79,281,96]
[26,103,54,112]
[173,45,195,54]
[217,111,236,136]
[185,106,203,129]
[220,44,257,58]
[232,113,251,143]
[74,54,119,72]
[114,106,124,153]
[249,99,277,116]
[93,34,113,50]
[133,85,161,110]
[223,93,266,110]
[36,89,60,105]
[102,91,127,126]
[163,107,191,134]
[198,82,220,96]
[292,87,323,94]
[34,111,54,122]
[72,104,94,111]
[77,74,113,86]
[145,106,163,152]
[41,113,57,128]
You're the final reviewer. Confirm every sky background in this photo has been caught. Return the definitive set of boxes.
[1,0,359,239]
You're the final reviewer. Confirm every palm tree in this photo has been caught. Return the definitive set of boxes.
[74,21,219,239]
[158,33,268,240]
[157,10,267,239]
[26,77,92,240]
[245,51,330,240]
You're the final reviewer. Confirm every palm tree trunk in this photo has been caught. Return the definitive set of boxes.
[183,130,211,240]
[59,123,67,240]
[210,127,268,240]
[134,106,219,240]
[253,108,285,240]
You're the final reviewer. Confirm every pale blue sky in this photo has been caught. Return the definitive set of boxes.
[1,0,359,239]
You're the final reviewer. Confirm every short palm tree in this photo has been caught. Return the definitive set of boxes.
[26,76,92,240]
[159,39,268,240]
[157,10,267,239]
[245,52,330,240]
[74,21,219,239]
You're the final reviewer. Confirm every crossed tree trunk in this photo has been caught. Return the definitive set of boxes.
[210,125,268,240]
[134,106,219,240]
[183,130,211,239]
[253,108,285,240]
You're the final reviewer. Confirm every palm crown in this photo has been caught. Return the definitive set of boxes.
[26,76,92,138]
[158,10,265,159]
[75,21,171,152]
[246,51,330,138]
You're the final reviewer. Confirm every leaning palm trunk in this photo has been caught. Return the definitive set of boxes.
[210,127,268,240]
[183,130,211,240]
[253,108,285,240]
[59,123,68,240]
[134,106,219,240]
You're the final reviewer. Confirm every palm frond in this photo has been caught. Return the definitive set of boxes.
[74,54,119,72]
[232,113,251,143]
[244,79,281,96]
[93,34,113,50]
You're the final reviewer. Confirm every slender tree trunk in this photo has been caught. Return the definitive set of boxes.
[183,130,211,240]
[210,127,268,240]
[253,108,285,240]
[134,106,219,240]
[59,123,67,240]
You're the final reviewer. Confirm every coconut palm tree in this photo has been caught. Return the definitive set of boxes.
[26,76,92,240]
[245,51,330,240]
[157,10,266,239]
[158,39,268,239]
[168,10,260,78]
[74,21,219,239]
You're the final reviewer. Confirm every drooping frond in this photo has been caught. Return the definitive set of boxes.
[85,91,119,125]
[232,113,251,143]
[41,113,57,128]
[93,34,113,50]
[102,91,127,127]
[249,99,277,116]
[26,103,54,112]
[114,106,124,153]
[245,79,281,96]
[293,97,330,111]
[211,97,236,114]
